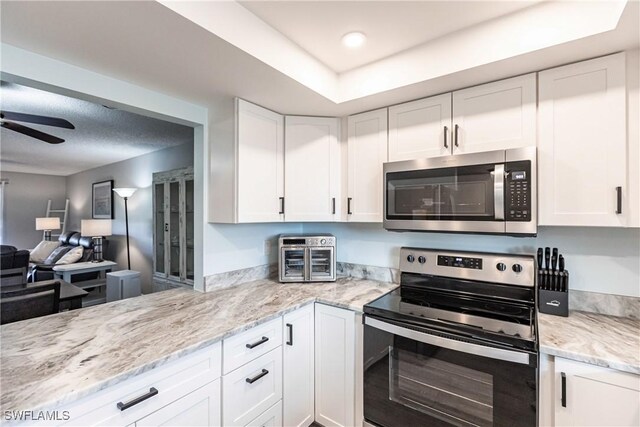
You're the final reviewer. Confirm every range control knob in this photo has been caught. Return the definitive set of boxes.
[320,239,326,245]
[407,255,415,263]
[496,262,507,272]
[512,263,523,273]
[418,256,426,264]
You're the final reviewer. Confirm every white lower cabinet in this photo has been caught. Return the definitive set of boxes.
[222,348,283,426]
[283,304,315,427]
[314,303,356,427]
[56,342,222,427]
[135,379,221,427]
[554,357,640,427]
[245,400,283,427]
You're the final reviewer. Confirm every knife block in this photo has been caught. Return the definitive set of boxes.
[538,271,569,317]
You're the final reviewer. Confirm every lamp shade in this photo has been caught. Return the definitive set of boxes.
[35,217,60,231]
[81,219,112,237]
[113,188,138,198]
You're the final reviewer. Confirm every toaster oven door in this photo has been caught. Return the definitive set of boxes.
[280,246,307,282]
[308,247,335,281]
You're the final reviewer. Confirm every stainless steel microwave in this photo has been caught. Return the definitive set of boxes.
[383,147,537,236]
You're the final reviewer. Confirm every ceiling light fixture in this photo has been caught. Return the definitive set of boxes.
[342,32,366,48]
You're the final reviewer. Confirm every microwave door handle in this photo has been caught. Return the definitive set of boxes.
[365,317,530,365]
[494,164,505,220]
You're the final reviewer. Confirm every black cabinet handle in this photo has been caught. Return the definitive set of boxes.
[117,387,158,411]
[561,372,567,408]
[286,323,293,346]
[454,124,459,147]
[279,197,285,215]
[246,336,269,349]
[332,198,336,215]
[347,197,352,215]
[246,369,269,384]
[164,223,168,232]
[616,186,622,214]
[443,125,449,149]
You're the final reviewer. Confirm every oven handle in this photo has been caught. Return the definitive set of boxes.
[494,164,505,221]
[365,317,531,365]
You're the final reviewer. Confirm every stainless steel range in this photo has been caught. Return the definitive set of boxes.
[363,247,538,427]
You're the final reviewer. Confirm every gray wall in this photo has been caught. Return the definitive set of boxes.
[0,171,67,249]
[65,141,194,293]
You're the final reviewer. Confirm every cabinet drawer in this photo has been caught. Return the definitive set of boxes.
[245,400,282,427]
[223,317,282,374]
[57,342,222,426]
[223,347,283,427]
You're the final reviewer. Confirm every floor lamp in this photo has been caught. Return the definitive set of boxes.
[113,188,137,270]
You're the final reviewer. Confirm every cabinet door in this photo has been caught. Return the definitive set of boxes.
[452,73,536,154]
[237,99,284,223]
[347,108,388,222]
[388,94,452,161]
[538,53,627,227]
[284,116,340,222]
[153,182,166,277]
[554,357,640,427]
[315,303,355,427]
[136,379,221,427]
[283,304,314,427]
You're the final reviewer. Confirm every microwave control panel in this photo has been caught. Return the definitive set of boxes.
[506,161,531,221]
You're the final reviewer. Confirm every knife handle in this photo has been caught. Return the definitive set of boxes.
[545,247,551,270]
[537,248,543,270]
[552,248,558,271]
[559,254,565,273]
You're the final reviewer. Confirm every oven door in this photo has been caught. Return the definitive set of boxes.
[308,247,335,281]
[280,246,307,282]
[363,316,537,427]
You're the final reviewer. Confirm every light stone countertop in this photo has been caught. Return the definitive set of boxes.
[538,310,640,375]
[0,277,396,413]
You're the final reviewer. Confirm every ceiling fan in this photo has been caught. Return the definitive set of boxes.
[0,110,75,144]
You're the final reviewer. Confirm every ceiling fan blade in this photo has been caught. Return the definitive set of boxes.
[1,121,65,144]
[0,110,75,129]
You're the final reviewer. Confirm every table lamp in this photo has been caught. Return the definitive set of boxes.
[113,188,137,270]
[35,217,61,241]
[81,219,112,262]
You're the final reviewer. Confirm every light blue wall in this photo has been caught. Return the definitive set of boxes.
[303,223,640,297]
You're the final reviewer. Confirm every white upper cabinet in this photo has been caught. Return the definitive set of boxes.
[388,93,452,161]
[538,53,627,227]
[554,357,640,427]
[347,108,388,222]
[452,73,537,154]
[284,116,340,222]
[237,99,285,223]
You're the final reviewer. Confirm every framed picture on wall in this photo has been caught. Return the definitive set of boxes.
[92,180,114,219]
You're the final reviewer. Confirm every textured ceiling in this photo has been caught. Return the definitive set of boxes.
[0,81,193,176]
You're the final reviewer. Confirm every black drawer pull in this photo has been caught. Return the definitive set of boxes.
[286,323,293,346]
[246,369,269,384]
[117,387,158,411]
[246,336,269,349]
[561,372,567,408]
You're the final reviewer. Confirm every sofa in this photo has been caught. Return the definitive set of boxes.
[1,245,30,285]
[30,231,107,282]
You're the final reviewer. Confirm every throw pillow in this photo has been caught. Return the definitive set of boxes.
[43,246,72,265]
[56,246,84,265]
[30,240,61,263]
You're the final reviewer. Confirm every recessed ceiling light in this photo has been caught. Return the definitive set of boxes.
[342,32,366,48]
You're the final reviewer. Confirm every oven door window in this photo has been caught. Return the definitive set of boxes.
[281,248,306,280]
[386,164,497,221]
[309,247,333,279]
[364,324,536,427]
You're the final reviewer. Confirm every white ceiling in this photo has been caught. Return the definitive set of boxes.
[239,1,541,73]
[0,1,638,118]
[0,81,193,176]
